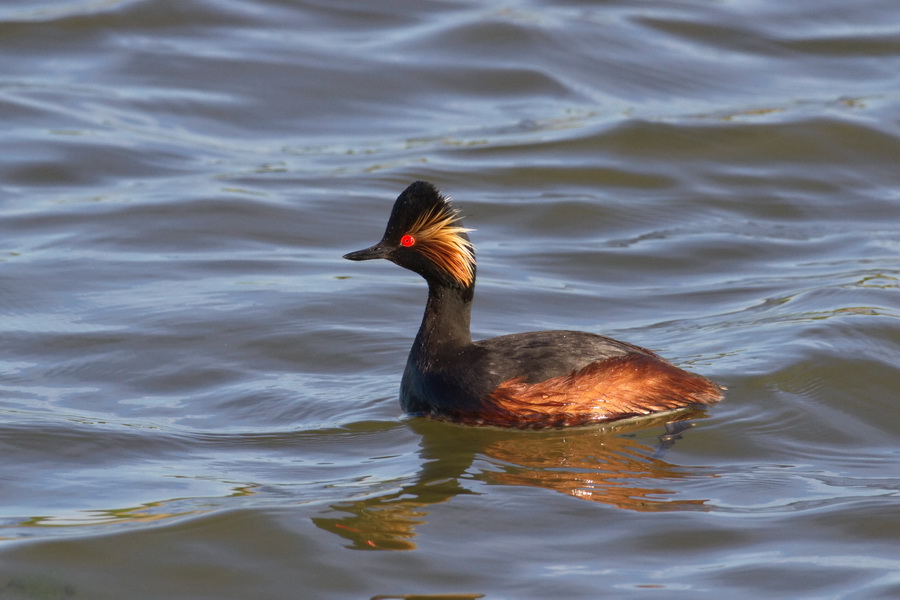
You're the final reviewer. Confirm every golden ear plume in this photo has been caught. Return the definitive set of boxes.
[406,202,475,287]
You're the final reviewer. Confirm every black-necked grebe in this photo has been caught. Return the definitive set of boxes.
[344,181,724,427]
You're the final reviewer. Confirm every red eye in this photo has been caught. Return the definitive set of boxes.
[400,234,415,247]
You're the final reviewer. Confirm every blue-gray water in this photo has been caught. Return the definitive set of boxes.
[2,1,899,598]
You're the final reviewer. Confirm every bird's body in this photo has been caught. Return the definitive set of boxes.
[344,181,723,428]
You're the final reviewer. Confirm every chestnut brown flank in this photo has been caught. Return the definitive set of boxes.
[478,354,724,427]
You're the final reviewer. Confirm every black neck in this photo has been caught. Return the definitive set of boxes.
[412,281,474,356]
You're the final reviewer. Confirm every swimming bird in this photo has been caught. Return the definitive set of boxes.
[344,181,724,427]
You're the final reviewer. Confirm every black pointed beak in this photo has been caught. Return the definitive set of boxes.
[343,243,392,261]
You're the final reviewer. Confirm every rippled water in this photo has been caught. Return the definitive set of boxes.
[2,0,899,598]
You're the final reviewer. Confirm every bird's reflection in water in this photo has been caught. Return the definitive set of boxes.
[313,409,714,550]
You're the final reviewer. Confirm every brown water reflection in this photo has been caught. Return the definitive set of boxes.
[314,410,714,550]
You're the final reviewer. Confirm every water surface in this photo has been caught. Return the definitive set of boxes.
[1,0,899,598]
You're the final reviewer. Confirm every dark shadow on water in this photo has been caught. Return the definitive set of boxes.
[313,409,716,550]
